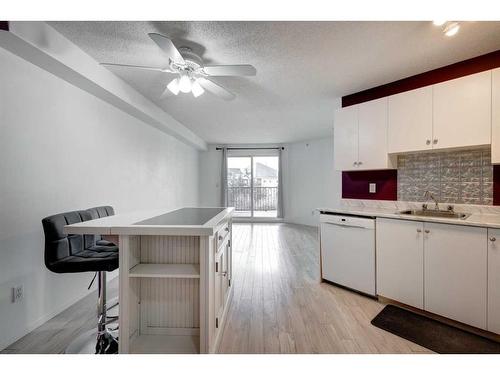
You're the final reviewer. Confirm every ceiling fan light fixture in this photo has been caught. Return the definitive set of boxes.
[444,22,460,37]
[191,80,205,98]
[167,78,180,95]
[179,74,192,93]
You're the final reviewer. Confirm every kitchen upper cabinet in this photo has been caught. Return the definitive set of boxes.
[492,68,500,164]
[388,86,433,153]
[334,98,390,171]
[358,98,389,170]
[488,228,500,334]
[376,218,424,309]
[334,105,358,171]
[433,71,492,150]
[424,223,487,330]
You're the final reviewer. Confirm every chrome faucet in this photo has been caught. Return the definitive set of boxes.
[423,190,439,211]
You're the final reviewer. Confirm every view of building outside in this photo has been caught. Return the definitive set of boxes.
[227,156,279,217]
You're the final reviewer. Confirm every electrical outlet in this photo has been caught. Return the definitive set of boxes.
[369,183,376,194]
[11,285,23,303]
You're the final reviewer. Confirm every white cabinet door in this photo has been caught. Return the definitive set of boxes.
[334,105,358,171]
[424,223,487,329]
[214,247,224,333]
[376,218,424,309]
[222,240,231,305]
[433,71,492,150]
[358,97,389,170]
[387,86,433,153]
[488,228,500,334]
[492,68,500,164]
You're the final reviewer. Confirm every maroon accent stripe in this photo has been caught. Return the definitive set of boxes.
[494,166,500,206]
[342,170,397,201]
[0,21,9,31]
[342,50,500,107]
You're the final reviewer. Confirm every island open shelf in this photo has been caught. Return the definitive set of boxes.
[129,263,200,278]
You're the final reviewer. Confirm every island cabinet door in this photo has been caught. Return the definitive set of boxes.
[488,228,500,334]
[214,246,225,333]
[376,218,424,309]
[221,240,231,304]
[424,223,487,329]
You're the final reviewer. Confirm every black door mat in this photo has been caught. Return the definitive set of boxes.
[371,304,500,354]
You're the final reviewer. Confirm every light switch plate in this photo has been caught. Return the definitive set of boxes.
[369,183,376,193]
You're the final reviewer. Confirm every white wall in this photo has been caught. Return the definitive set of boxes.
[199,138,341,227]
[0,48,200,350]
[199,145,222,207]
[283,137,341,226]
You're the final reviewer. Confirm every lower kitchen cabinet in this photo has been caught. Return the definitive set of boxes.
[376,218,491,331]
[423,223,487,329]
[488,228,500,334]
[376,218,424,309]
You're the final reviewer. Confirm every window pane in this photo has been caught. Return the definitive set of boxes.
[253,156,279,218]
[227,157,251,217]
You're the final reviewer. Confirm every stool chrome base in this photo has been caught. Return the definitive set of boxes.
[65,329,119,354]
[65,272,120,354]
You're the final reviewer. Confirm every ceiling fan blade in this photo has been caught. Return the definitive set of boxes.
[100,62,173,73]
[203,64,257,76]
[148,33,185,65]
[197,78,236,101]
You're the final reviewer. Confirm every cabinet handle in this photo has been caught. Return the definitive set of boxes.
[416,229,422,233]
[358,161,363,165]
[433,139,438,144]
[490,237,496,242]
[218,235,223,241]
[353,161,358,166]
[426,139,431,145]
[424,229,430,234]
[225,227,229,232]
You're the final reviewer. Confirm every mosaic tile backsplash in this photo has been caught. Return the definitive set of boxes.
[397,148,493,205]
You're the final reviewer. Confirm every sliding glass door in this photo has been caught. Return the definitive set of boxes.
[227,155,280,218]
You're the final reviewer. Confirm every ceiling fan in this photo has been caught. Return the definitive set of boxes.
[100,33,257,100]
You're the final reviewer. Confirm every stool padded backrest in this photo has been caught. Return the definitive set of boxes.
[87,206,115,220]
[86,206,115,242]
[42,210,92,271]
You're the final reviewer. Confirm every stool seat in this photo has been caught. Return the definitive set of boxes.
[47,247,118,273]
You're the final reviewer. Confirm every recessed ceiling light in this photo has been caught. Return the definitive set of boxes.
[433,20,447,26]
[444,22,460,37]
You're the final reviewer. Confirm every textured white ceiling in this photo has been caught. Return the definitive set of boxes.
[50,21,500,144]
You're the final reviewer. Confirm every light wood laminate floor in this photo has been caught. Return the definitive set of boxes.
[1,223,430,354]
[218,223,430,353]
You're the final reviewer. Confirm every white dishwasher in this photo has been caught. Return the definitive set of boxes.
[320,213,376,296]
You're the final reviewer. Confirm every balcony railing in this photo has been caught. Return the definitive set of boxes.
[227,186,278,211]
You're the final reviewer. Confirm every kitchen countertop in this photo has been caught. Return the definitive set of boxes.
[63,207,234,236]
[318,206,500,229]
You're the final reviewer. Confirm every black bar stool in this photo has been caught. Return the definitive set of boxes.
[42,208,118,354]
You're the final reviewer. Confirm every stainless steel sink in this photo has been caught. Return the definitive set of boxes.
[398,209,470,220]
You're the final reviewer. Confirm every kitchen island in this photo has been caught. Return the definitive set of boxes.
[64,207,234,354]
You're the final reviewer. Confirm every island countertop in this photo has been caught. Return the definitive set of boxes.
[64,207,234,236]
